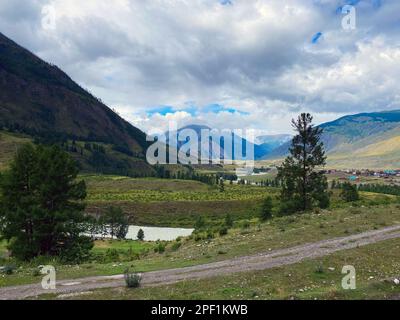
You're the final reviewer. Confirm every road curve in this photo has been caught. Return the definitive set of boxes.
[1,225,400,300]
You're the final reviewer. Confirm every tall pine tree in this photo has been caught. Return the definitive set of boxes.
[0,144,93,261]
[277,113,329,213]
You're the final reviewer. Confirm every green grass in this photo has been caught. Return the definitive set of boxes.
[84,174,398,227]
[2,203,400,288]
[0,131,31,171]
[83,175,280,227]
[86,180,272,202]
[91,240,155,255]
[55,238,400,300]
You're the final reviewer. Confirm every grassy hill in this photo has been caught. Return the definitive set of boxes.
[0,131,31,171]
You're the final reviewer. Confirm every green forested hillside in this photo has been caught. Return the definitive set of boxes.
[0,32,156,175]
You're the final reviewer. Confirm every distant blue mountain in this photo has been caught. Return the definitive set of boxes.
[163,125,290,160]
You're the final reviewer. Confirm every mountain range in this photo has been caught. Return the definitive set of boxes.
[164,125,291,161]
[267,111,400,169]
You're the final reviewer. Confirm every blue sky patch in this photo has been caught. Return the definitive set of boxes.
[311,32,323,44]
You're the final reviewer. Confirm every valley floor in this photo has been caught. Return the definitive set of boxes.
[1,225,400,300]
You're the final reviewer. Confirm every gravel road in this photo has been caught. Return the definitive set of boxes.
[1,225,400,300]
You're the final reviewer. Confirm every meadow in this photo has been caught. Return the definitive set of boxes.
[2,198,400,288]
[2,173,400,300]
[84,175,277,227]
[52,238,400,300]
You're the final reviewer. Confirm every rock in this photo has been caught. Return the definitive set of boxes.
[328,267,335,271]
[394,278,400,285]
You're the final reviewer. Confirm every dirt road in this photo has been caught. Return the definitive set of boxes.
[1,225,400,300]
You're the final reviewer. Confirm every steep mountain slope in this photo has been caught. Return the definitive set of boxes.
[267,111,400,169]
[0,32,147,152]
[0,32,155,175]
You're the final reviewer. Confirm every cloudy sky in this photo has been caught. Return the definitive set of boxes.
[1,0,399,137]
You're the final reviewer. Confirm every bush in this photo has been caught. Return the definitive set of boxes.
[260,197,273,221]
[32,268,41,277]
[124,268,141,288]
[194,216,206,230]
[1,265,16,275]
[194,233,203,242]
[224,214,234,228]
[241,220,250,229]
[219,226,228,236]
[171,242,182,251]
[106,248,120,262]
[340,183,359,202]
[60,236,94,264]
[154,243,166,254]
[315,264,324,274]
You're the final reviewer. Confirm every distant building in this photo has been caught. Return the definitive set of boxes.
[236,167,254,177]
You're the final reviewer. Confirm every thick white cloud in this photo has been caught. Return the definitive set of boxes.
[0,0,399,134]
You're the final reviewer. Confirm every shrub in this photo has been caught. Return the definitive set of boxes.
[32,268,41,277]
[194,216,206,230]
[1,265,16,275]
[60,235,94,264]
[340,183,359,202]
[171,242,182,251]
[224,214,234,228]
[241,220,250,229]
[315,264,324,274]
[105,248,120,262]
[260,197,273,221]
[154,243,166,254]
[219,226,228,236]
[124,268,141,288]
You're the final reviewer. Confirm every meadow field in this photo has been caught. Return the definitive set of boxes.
[83,175,275,227]
[2,173,400,300]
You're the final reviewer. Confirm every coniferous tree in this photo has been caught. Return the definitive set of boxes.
[340,182,359,202]
[260,196,273,221]
[224,213,234,228]
[101,206,129,239]
[277,113,329,213]
[219,178,225,192]
[0,144,92,261]
[137,228,145,241]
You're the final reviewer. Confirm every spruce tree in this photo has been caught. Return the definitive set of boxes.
[260,196,273,221]
[340,182,359,202]
[277,113,329,213]
[137,229,145,241]
[0,144,92,261]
